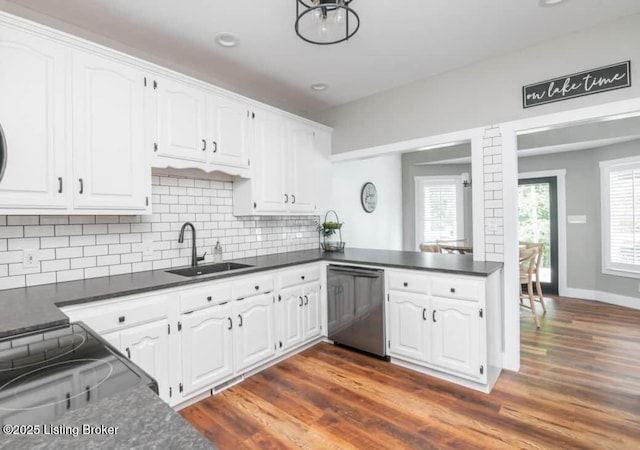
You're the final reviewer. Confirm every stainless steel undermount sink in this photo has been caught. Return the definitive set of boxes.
[167,262,252,277]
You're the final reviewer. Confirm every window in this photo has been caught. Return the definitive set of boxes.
[415,176,464,249]
[600,155,640,278]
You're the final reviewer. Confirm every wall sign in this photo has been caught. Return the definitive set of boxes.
[523,61,631,108]
[360,182,377,213]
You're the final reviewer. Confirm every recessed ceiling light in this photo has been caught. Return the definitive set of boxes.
[215,32,239,48]
[539,0,567,6]
[310,83,329,91]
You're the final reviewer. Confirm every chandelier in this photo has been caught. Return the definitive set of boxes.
[295,0,360,45]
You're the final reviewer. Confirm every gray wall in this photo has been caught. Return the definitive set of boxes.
[518,139,640,299]
[402,144,473,250]
[315,14,640,154]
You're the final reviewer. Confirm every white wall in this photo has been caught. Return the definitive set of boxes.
[316,14,640,154]
[329,154,403,250]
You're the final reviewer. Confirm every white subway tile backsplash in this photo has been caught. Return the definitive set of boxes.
[0,174,319,289]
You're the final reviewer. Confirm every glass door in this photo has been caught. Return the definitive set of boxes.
[518,177,559,295]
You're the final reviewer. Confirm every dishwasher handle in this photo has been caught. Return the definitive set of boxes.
[328,266,382,278]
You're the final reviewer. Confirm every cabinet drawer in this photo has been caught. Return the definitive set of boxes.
[279,265,321,289]
[232,274,274,299]
[387,271,429,294]
[179,282,232,313]
[431,276,481,301]
[65,294,168,333]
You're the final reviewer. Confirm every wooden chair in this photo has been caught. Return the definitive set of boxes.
[519,241,546,313]
[419,243,441,253]
[519,246,540,328]
[436,239,472,254]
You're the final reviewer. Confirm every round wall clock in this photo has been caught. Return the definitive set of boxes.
[360,182,378,213]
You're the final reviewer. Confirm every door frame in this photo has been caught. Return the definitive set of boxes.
[518,170,566,296]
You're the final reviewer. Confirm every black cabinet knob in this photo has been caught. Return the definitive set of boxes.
[450,288,456,293]
[207,296,212,302]
[118,316,125,323]
[254,285,259,290]
[301,275,305,280]
[403,282,408,287]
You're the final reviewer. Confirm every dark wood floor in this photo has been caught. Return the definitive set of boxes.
[180,296,640,449]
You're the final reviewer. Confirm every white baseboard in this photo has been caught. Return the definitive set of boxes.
[562,287,640,310]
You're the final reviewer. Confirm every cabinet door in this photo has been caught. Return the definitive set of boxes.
[0,25,67,209]
[288,122,316,213]
[209,95,249,168]
[181,303,234,396]
[252,110,287,213]
[302,283,322,341]
[72,51,147,210]
[430,297,481,379]
[278,286,304,352]
[156,77,208,162]
[234,293,276,372]
[387,292,429,363]
[0,373,75,425]
[120,320,171,403]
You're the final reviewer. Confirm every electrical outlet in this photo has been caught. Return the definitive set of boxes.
[23,249,39,268]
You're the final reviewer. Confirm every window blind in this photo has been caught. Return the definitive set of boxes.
[421,182,458,242]
[608,164,640,267]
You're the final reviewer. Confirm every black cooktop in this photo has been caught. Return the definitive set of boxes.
[0,322,157,425]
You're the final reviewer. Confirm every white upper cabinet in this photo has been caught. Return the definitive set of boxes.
[209,94,249,169]
[0,24,67,210]
[233,110,329,216]
[155,77,208,163]
[152,79,250,174]
[288,122,316,214]
[72,50,148,211]
[251,109,288,213]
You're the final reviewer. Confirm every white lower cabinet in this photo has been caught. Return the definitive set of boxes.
[430,296,481,379]
[387,292,429,363]
[180,303,234,397]
[120,320,172,403]
[386,270,501,391]
[277,282,321,352]
[234,293,276,372]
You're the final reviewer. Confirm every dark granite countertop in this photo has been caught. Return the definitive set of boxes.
[0,385,214,450]
[0,248,502,339]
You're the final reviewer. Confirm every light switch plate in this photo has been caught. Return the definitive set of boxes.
[23,249,39,268]
[567,215,587,224]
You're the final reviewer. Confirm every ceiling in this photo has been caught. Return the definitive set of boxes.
[4,0,640,116]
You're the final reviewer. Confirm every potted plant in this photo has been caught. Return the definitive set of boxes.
[317,210,345,252]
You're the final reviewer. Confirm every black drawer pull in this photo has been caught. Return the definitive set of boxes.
[422,308,426,321]
[118,316,125,323]
[304,295,309,306]
[238,314,243,327]
[86,386,91,402]
[66,393,71,410]
[432,310,437,322]
[403,282,408,287]
[126,347,131,358]
[299,296,303,307]
[207,296,212,302]
[228,317,232,330]
[450,288,456,293]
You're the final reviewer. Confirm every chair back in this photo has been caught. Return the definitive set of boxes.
[519,241,544,272]
[519,247,537,284]
[419,243,441,253]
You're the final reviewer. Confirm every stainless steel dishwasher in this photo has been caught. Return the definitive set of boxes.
[327,265,386,358]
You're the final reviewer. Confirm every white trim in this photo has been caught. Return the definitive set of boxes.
[562,288,640,310]
[330,127,485,162]
[471,131,486,261]
[413,175,465,250]
[501,97,640,372]
[600,155,640,277]
[518,170,567,297]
